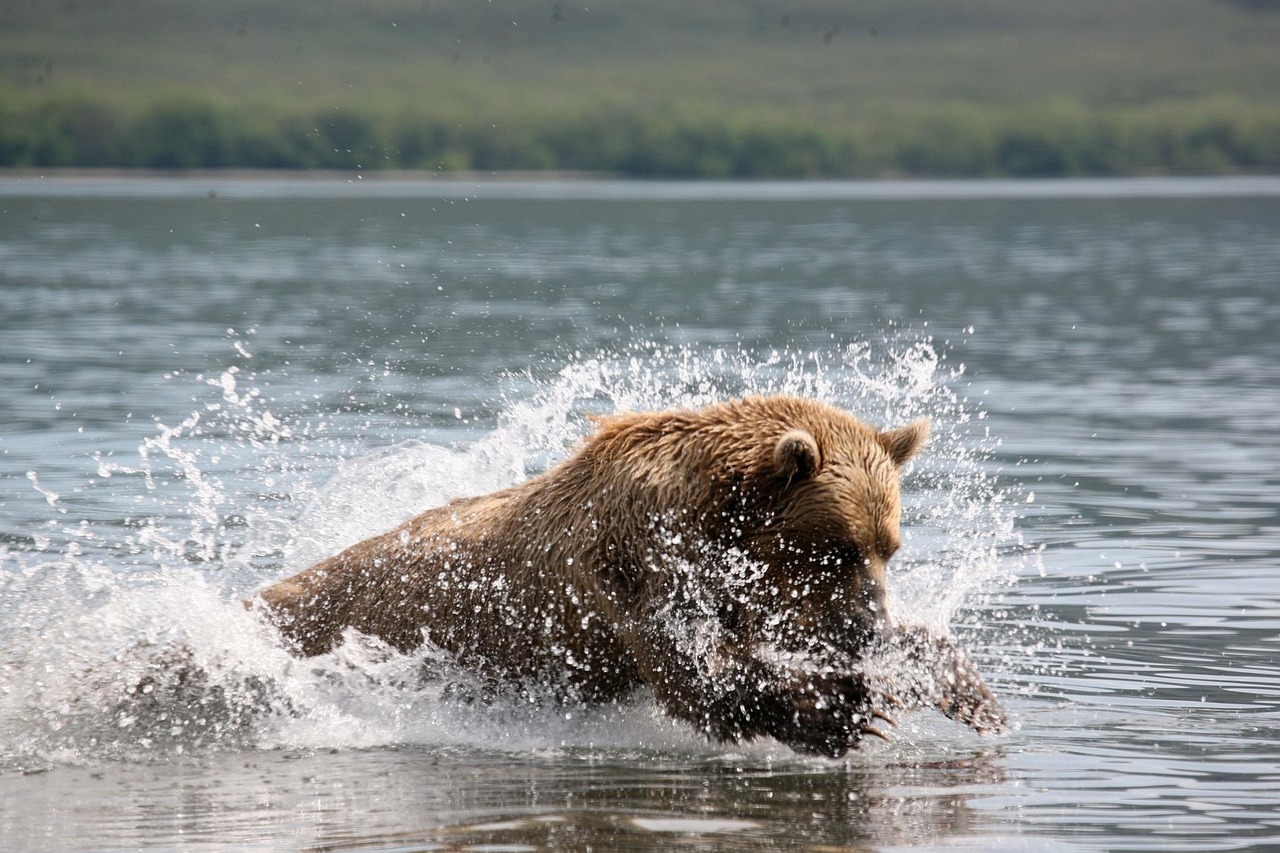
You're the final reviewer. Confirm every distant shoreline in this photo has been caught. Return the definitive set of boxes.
[4,171,1280,201]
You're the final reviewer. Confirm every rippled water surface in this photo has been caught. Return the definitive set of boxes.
[2,178,1279,851]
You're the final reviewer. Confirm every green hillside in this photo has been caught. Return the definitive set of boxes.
[2,0,1279,176]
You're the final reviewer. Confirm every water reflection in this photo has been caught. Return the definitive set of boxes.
[1,747,1010,851]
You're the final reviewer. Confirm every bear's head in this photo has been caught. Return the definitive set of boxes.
[727,409,930,655]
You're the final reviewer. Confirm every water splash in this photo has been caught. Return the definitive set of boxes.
[0,337,1028,769]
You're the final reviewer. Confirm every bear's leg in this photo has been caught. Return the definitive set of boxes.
[255,558,375,657]
[869,626,1007,735]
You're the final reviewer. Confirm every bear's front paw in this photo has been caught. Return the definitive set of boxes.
[764,673,896,758]
[928,638,1007,735]
[887,625,1008,736]
[939,671,1007,734]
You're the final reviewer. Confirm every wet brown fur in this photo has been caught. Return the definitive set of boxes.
[257,395,1003,755]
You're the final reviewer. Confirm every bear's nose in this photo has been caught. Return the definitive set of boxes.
[863,579,891,627]
[859,557,892,629]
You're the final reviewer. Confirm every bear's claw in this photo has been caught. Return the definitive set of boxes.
[861,724,892,742]
[870,708,897,727]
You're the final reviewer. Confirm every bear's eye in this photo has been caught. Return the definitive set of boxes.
[825,545,863,569]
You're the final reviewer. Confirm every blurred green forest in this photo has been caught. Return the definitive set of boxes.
[2,0,1279,177]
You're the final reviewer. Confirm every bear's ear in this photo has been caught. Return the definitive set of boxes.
[774,429,821,482]
[879,418,930,466]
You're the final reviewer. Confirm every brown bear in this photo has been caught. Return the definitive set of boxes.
[257,395,1004,756]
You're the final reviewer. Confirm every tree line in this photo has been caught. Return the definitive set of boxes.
[2,94,1277,178]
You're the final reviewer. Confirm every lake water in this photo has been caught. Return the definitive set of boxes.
[1,176,1278,851]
